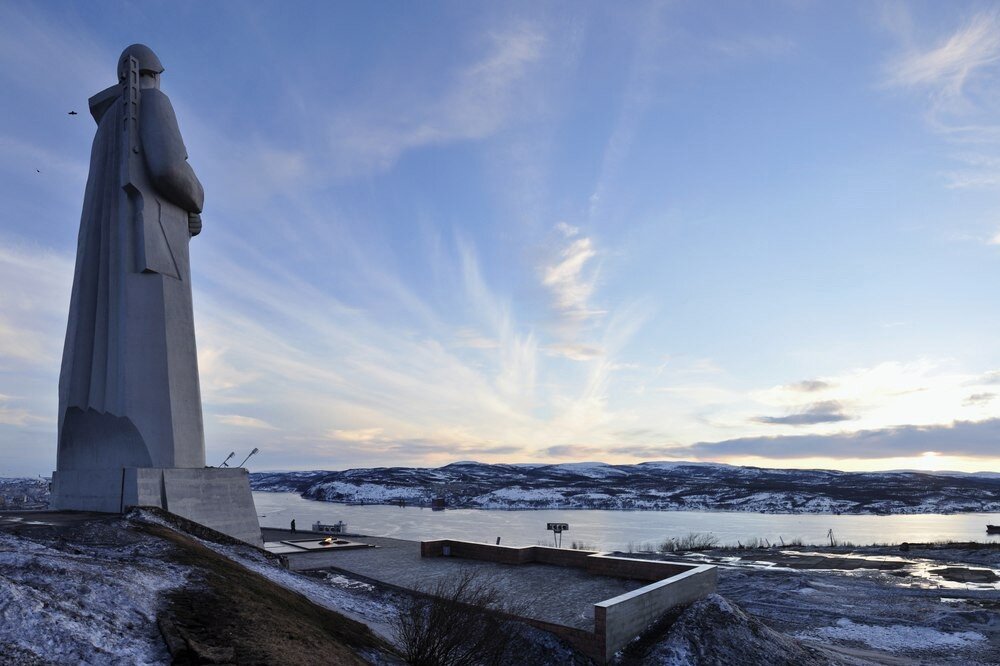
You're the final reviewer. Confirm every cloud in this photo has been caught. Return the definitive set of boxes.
[753,401,852,426]
[457,238,538,407]
[975,370,1000,385]
[544,444,606,459]
[309,433,524,462]
[555,222,579,238]
[587,2,665,220]
[964,392,995,406]
[788,379,832,392]
[887,11,1000,100]
[216,414,277,430]
[453,328,500,350]
[943,153,1000,189]
[327,24,546,177]
[683,418,1000,460]
[326,427,384,442]
[883,10,1000,187]
[542,234,603,321]
[0,241,72,369]
[0,395,35,427]
[544,343,604,361]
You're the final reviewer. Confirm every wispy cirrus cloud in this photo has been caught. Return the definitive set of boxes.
[542,233,603,323]
[327,24,547,177]
[884,10,1000,192]
[326,427,384,442]
[0,242,72,369]
[217,414,277,430]
[886,10,1000,111]
[0,395,37,428]
[544,342,604,361]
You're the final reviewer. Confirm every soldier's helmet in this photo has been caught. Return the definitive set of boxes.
[117,44,164,81]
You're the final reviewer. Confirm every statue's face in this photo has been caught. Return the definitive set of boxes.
[139,72,160,90]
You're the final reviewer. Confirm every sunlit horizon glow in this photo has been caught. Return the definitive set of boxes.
[2,2,1000,477]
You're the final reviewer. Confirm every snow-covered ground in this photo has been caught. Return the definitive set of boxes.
[641,544,1000,665]
[0,520,186,664]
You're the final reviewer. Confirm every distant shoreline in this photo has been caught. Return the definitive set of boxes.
[253,489,1000,517]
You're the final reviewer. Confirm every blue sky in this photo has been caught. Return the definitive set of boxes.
[3,1,1000,476]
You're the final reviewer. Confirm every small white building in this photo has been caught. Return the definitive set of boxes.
[312,520,347,534]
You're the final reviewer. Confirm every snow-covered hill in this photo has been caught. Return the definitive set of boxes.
[250,461,1000,514]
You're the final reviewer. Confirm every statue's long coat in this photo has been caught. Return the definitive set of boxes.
[58,83,206,471]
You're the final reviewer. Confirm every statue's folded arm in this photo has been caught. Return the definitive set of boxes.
[139,89,204,214]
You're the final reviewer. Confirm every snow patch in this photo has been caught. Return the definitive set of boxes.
[0,531,186,664]
[797,618,986,653]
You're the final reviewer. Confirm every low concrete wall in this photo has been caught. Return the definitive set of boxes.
[531,546,595,568]
[596,564,717,662]
[445,540,533,564]
[423,540,693,581]
[421,539,717,663]
[586,554,690,582]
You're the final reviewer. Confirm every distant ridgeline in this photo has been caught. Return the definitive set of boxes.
[249,462,1000,515]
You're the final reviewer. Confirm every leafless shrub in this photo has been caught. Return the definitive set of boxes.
[569,540,596,551]
[658,532,719,552]
[392,570,530,666]
[742,537,768,549]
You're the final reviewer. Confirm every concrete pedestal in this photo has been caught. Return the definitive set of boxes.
[50,467,261,546]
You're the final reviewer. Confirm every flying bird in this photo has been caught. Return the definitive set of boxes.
[68,110,77,115]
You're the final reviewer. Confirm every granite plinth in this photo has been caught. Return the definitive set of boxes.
[50,467,261,546]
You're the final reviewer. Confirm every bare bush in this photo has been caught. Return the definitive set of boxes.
[392,571,530,666]
[569,540,596,551]
[658,532,719,552]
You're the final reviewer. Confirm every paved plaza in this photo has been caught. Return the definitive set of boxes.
[263,529,644,630]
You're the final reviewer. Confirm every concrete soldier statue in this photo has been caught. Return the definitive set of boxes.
[50,44,260,545]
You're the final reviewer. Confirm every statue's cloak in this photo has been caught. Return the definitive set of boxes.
[60,89,128,421]
[57,85,205,471]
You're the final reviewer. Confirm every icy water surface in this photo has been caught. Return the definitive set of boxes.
[253,492,1000,551]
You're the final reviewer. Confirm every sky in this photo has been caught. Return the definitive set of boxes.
[2,1,1000,476]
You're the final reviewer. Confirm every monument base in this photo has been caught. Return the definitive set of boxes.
[50,467,262,546]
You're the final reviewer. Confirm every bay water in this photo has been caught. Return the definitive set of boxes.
[254,492,1000,552]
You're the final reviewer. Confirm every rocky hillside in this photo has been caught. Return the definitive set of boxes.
[251,461,1000,514]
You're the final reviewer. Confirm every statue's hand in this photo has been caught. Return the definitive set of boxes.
[188,212,202,237]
